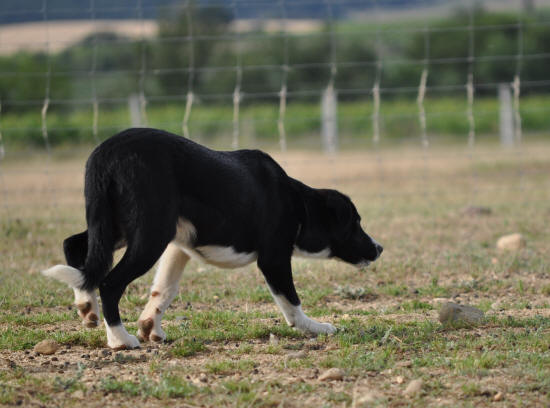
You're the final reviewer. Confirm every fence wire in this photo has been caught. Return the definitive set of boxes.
[0,0,545,214]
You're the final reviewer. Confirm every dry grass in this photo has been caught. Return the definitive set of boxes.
[0,20,157,55]
[1,142,549,407]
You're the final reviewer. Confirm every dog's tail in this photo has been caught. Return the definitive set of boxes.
[43,157,116,291]
[42,264,85,288]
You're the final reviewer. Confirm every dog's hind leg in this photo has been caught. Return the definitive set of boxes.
[258,255,337,335]
[137,243,189,342]
[63,231,100,327]
[99,232,172,350]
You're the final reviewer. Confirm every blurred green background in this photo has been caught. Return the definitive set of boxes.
[1,2,549,149]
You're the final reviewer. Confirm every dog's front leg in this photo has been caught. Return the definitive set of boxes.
[137,243,189,342]
[258,256,336,335]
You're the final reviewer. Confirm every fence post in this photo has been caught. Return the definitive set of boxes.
[128,93,143,127]
[321,84,338,154]
[499,83,514,147]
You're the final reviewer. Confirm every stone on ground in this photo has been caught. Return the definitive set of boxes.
[496,233,525,251]
[403,379,423,396]
[318,367,344,381]
[494,391,504,401]
[439,302,485,325]
[33,339,59,355]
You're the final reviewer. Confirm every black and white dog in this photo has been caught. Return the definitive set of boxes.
[43,128,383,350]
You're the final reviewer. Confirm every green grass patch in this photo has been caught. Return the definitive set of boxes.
[101,374,197,399]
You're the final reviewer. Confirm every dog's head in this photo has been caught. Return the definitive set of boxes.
[320,189,382,267]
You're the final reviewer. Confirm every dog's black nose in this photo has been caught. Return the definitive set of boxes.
[376,244,383,256]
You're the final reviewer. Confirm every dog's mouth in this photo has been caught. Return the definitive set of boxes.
[355,260,371,270]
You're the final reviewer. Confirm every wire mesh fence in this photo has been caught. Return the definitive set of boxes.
[0,0,549,216]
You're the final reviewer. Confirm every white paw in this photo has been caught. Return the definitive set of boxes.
[137,317,166,342]
[295,318,337,335]
[74,289,100,327]
[105,321,141,350]
[150,327,167,342]
[316,322,337,334]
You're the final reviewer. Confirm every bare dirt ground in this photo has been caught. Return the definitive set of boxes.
[1,143,549,407]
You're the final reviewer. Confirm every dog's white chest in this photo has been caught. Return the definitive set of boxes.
[173,218,257,268]
[192,246,257,268]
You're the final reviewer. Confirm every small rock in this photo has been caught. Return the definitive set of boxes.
[493,391,504,401]
[497,233,525,251]
[403,379,423,396]
[33,339,59,355]
[318,367,344,381]
[269,333,279,345]
[394,375,404,384]
[100,349,111,357]
[439,302,485,325]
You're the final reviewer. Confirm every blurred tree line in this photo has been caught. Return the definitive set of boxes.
[1,5,550,112]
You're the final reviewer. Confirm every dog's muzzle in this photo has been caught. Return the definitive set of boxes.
[356,243,383,270]
[375,243,384,258]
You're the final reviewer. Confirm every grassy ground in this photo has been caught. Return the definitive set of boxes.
[0,142,549,407]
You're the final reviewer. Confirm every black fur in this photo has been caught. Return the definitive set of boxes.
[63,128,382,326]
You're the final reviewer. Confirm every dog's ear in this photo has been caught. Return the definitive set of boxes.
[323,190,354,237]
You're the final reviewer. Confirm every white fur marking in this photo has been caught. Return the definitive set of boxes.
[195,246,257,268]
[138,244,189,342]
[172,218,256,269]
[293,247,330,259]
[175,218,197,247]
[73,288,100,324]
[42,264,84,288]
[104,320,140,349]
[267,287,336,334]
